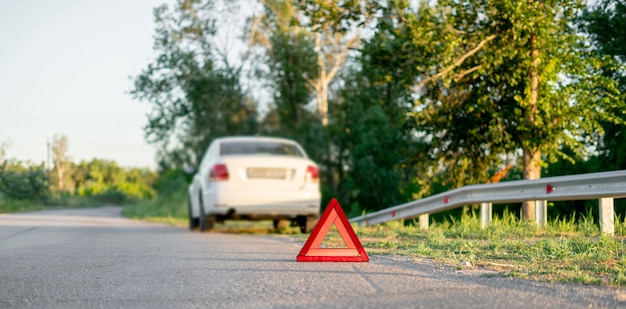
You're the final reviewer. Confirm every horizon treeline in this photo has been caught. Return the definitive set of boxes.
[0,135,157,205]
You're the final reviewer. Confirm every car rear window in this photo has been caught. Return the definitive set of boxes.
[219,141,304,157]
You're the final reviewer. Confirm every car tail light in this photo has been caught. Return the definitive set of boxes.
[305,165,319,183]
[210,164,229,181]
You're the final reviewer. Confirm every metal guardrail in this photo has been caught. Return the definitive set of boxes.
[350,170,626,231]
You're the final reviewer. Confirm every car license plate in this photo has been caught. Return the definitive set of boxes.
[247,168,286,179]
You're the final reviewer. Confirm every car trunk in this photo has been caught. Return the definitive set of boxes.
[216,155,315,191]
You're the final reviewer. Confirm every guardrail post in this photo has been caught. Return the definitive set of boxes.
[535,200,547,228]
[419,214,429,230]
[480,202,492,229]
[599,198,614,236]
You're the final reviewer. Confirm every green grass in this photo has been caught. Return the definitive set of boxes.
[0,194,103,213]
[122,189,189,227]
[339,213,626,287]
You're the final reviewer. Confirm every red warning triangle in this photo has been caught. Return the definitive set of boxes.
[297,198,368,262]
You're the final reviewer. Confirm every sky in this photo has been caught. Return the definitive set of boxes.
[0,0,177,169]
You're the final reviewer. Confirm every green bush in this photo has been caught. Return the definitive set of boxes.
[114,181,156,199]
[121,169,190,226]
[93,189,129,204]
[155,168,189,196]
[72,159,158,204]
[0,160,49,200]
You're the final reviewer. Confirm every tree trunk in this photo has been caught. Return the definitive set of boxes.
[522,147,540,220]
[314,32,329,126]
[55,163,65,192]
[522,2,542,220]
[320,83,328,126]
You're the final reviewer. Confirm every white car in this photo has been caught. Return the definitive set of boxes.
[188,136,321,233]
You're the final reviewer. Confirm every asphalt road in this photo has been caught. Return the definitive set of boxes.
[1,207,625,309]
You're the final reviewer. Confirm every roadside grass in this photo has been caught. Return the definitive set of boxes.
[0,193,103,214]
[122,189,189,227]
[343,212,626,287]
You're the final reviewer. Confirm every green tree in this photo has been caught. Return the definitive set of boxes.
[248,0,339,199]
[303,0,624,219]
[73,159,157,202]
[407,0,623,220]
[581,0,626,172]
[332,1,422,212]
[249,0,318,133]
[132,0,257,168]
[582,0,626,63]
[50,134,74,193]
[0,160,49,201]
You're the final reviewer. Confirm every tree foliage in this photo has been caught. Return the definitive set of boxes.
[73,159,158,202]
[580,0,626,172]
[335,1,423,212]
[132,0,258,168]
[582,0,626,64]
[249,0,318,133]
[0,160,50,201]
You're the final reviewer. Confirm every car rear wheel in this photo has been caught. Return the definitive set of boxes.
[273,219,290,230]
[198,193,215,232]
[188,196,199,231]
[298,215,319,234]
